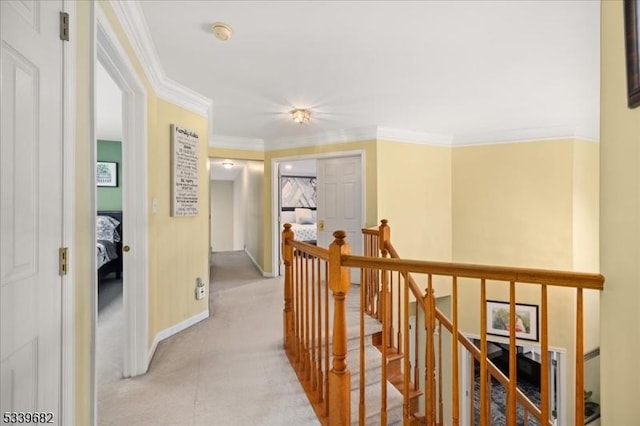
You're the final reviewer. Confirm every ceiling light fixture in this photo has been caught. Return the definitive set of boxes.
[211,22,233,41]
[222,161,234,169]
[290,108,311,125]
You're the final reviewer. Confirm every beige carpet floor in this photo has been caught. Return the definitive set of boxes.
[97,251,319,426]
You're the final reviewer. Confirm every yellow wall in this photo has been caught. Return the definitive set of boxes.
[148,100,209,337]
[376,140,453,297]
[208,147,264,161]
[600,1,640,423]
[74,2,210,422]
[453,139,575,269]
[452,138,599,424]
[262,140,378,273]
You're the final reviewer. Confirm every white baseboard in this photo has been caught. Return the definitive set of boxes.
[147,309,209,365]
[245,248,274,277]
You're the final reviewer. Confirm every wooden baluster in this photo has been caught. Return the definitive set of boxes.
[397,272,402,355]
[507,281,517,425]
[451,276,460,426]
[298,249,304,369]
[359,266,366,426]
[324,261,330,417]
[389,269,395,347]
[283,224,294,351]
[403,270,411,423]
[414,305,420,392]
[425,274,436,425]
[304,252,311,381]
[575,287,584,426]
[311,254,317,391]
[328,231,351,426]
[380,260,389,425]
[479,279,488,426]
[292,248,299,361]
[438,321,444,426]
[295,248,301,364]
[316,257,324,402]
[379,220,390,322]
[540,284,549,425]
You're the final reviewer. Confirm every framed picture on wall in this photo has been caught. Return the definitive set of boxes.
[625,0,640,108]
[97,161,118,187]
[281,176,317,209]
[486,300,539,342]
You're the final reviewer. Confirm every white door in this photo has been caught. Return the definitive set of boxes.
[316,156,363,282]
[1,0,63,420]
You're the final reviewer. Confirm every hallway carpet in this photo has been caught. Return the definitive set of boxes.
[98,251,319,426]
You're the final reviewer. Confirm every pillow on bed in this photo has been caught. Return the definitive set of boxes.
[97,215,121,243]
[295,208,314,224]
[281,211,296,224]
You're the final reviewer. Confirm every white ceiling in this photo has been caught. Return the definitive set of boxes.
[109,1,599,149]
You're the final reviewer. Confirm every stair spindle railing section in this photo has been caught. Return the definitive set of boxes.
[283,221,604,426]
[282,224,352,425]
[352,220,604,426]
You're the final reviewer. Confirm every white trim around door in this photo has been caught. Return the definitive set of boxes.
[270,150,366,276]
[92,5,150,421]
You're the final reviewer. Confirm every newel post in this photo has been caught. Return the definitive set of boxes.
[379,219,390,256]
[328,230,351,426]
[379,219,392,336]
[282,223,294,351]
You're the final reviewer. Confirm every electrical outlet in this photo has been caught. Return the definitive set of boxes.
[195,277,206,300]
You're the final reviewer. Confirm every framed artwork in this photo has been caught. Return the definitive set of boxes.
[625,0,640,108]
[486,300,539,342]
[281,176,317,210]
[96,161,118,187]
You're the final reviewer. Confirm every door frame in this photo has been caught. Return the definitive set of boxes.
[91,1,150,414]
[459,333,566,425]
[270,150,366,276]
[62,1,77,422]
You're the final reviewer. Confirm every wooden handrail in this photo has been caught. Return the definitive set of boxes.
[284,220,604,425]
[375,222,593,426]
[342,254,604,290]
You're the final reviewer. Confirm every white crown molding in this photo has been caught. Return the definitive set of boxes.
[452,125,599,147]
[376,126,453,146]
[266,126,379,151]
[108,1,214,135]
[210,134,265,151]
[265,125,454,151]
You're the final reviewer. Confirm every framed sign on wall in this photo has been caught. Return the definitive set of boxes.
[170,124,199,217]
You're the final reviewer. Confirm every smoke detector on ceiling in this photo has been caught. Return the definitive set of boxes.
[212,22,233,41]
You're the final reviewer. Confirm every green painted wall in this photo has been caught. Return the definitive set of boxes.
[97,139,122,210]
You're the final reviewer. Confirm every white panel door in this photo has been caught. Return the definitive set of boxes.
[316,156,363,283]
[1,0,63,420]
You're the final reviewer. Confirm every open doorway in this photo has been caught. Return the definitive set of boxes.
[95,62,125,396]
[461,338,565,426]
[92,10,150,424]
[209,158,266,293]
[271,151,366,277]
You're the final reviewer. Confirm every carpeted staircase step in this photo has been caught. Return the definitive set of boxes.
[350,379,404,426]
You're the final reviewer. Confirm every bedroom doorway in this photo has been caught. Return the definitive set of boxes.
[271,151,365,277]
[92,11,150,424]
[95,61,125,399]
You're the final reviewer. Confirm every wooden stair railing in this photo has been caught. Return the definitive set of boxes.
[283,221,605,426]
[357,220,604,426]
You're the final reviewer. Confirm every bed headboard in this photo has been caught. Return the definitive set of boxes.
[97,211,122,237]
[98,210,122,223]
